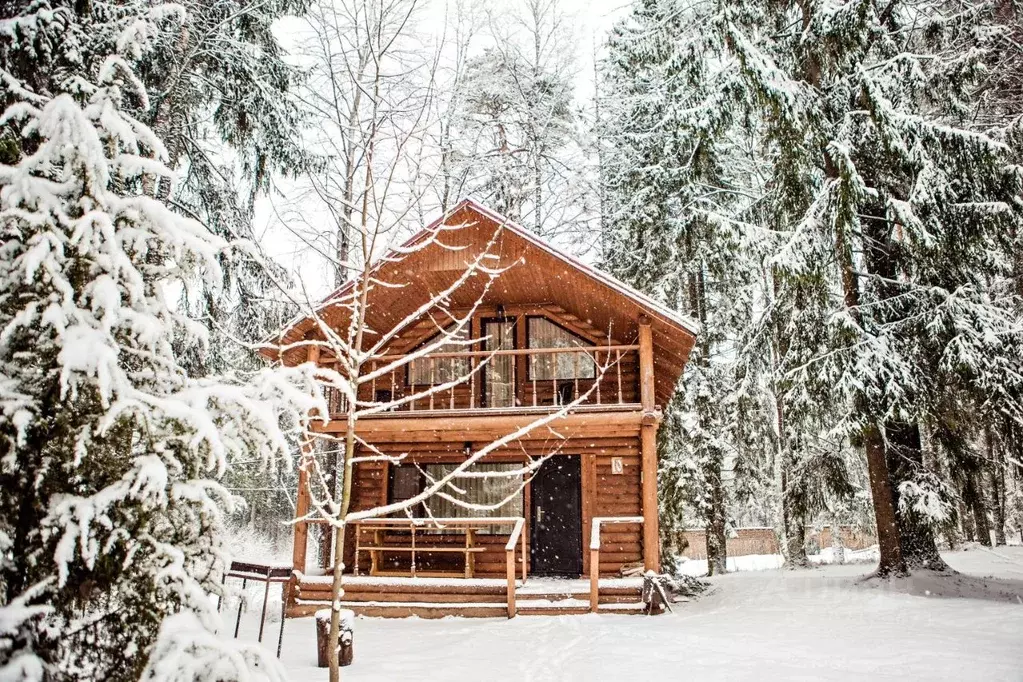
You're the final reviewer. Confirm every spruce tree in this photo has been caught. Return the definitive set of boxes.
[0,3,319,678]
[600,0,770,575]
[604,0,1023,576]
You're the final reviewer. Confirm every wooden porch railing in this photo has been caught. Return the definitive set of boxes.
[505,517,526,618]
[589,516,645,613]
[323,345,640,414]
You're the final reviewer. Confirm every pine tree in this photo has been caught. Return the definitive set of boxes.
[0,3,319,678]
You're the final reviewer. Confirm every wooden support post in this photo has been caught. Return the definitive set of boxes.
[641,424,660,573]
[465,529,475,578]
[638,317,661,573]
[589,547,600,613]
[638,316,655,412]
[293,446,313,574]
[292,342,320,576]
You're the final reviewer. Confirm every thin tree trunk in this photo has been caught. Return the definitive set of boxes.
[705,469,728,576]
[783,503,808,568]
[965,470,990,548]
[958,488,976,543]
[830,515,846,565]
[965,469,992,547]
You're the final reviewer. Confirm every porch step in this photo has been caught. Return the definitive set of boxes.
[287,575,652,618]
[339,601,508,619]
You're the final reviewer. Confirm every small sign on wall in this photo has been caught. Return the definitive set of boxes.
[611,457,624,475]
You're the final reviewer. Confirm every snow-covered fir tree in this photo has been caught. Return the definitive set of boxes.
[132,0,309,377]
[600,0,777,574]
[603,0,1023,575]
[133,0,312,540]
[0,3,321,679]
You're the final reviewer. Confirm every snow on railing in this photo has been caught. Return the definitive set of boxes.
[589,516,645,613]
[505,517,527,618]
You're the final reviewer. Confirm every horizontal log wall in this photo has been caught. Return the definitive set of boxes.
[592,441,643,577]
[342,436,644,578]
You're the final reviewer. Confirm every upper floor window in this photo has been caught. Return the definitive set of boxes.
[527,317,596,380]
[408,324,471,385]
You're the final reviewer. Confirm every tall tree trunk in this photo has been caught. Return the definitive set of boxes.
[885,422,948,570]
[986,428,1007,545]
[833,209,906,575]
[965,469,993,547]
[705,464,728,576]
[863,424,906,576]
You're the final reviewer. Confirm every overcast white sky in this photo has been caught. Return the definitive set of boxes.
[254,0,631,301]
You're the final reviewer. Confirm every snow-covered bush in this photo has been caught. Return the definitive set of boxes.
[0,5,322,680]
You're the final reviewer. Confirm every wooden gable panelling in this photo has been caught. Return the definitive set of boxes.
[268,201,696,407]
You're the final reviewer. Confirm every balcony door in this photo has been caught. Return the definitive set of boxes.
[482,318,516,408]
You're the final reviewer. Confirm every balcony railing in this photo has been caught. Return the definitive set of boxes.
[322,345,641,415]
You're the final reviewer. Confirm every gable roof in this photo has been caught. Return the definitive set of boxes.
[263,199,698,406]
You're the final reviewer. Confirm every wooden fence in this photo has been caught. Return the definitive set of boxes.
[678,526,878,559]
[678,528,779,559]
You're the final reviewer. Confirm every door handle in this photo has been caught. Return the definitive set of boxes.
[536,508,544,524]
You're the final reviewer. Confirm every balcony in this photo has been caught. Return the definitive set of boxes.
[321,344,642,419]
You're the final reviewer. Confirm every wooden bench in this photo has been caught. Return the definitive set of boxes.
[352,518,520,579]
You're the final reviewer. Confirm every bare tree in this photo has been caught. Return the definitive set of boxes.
[262,7,621,679]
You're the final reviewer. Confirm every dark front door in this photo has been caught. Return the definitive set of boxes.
[530,456,583,576]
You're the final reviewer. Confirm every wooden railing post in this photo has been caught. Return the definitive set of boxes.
[521,523,527,582]
[590,516,644,613]
[506,549,516,618]
[505,518,525,618]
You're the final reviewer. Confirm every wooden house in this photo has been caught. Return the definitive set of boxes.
[264,200,698,617]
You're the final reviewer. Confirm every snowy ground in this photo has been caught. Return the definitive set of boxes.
[230,546,1023,681]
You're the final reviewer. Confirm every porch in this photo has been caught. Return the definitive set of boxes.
[286,516,657,619]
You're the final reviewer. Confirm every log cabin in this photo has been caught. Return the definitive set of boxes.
[263,199,698,618]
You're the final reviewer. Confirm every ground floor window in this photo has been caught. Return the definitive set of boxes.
[388,462,524,533]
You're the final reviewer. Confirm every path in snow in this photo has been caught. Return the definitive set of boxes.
[231,546,1023,681]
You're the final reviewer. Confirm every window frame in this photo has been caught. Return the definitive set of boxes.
[524,315,597,381]
[385,461,525,535]
[479,315,518,408]
[404,322,473,387]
